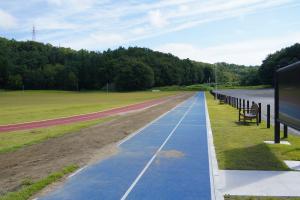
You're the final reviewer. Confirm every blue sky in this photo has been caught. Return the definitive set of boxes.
[0,0,300,65]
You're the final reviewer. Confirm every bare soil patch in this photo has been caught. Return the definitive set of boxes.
[158,150,185,158]
[0,93,193,195]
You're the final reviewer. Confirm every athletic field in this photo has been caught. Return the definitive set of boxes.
[0,90,177,125]
[38,92,213,200]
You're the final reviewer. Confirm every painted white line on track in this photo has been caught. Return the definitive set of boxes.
[68,166,87,179]
[118,95,194,146]
[120,95,197,200]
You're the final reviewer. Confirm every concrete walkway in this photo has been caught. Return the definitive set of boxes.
[216,170,300,197]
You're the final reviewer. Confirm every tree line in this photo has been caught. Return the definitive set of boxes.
[259,43,300,85]
[0,37,263,91]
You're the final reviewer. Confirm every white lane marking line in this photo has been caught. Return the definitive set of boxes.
[68,166,87,179]
[118,95,195,146]
[120,95,197,200]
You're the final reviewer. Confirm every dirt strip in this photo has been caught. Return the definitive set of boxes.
[0,92,193,195]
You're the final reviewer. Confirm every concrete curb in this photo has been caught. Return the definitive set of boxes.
[204,93,224,200]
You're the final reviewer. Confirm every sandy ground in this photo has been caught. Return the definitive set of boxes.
[0,93,193,195]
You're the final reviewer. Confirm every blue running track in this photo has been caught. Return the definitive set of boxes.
[39,92,212,200]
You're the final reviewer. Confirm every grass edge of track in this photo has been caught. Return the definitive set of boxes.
[0,165,78,200]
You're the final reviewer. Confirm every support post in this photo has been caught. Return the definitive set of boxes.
[258,103,261,123]
[274,71,280,143]
[247,100,249,113]
[239,98,241,109]
[284,124,288,138]
[267,104,270,128]
[243,99,245,109]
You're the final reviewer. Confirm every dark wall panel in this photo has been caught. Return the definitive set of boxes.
[278,61,300,130]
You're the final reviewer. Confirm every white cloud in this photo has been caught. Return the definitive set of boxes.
[6,0,299,52]
[47,0,96,10]
[131,27,147,35]
[155,32,300,65]
[47,0,63,6]
[0,9,17,29]
[148,10,168,28]
[60,32,125,50]
[91,33,124,45]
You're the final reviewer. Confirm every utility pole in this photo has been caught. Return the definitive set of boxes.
[215,64,217,90]
[106,82,109,94]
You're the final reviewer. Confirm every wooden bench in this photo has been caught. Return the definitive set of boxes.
[239,103,259,125]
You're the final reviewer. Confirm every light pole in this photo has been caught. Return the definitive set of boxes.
[214,64,217,90]
[106,82,109,94]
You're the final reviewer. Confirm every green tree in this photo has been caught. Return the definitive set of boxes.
[259,43,300,85]
[115,60,154,91]
[7,74,23,89]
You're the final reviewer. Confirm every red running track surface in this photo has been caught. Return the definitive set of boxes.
[0,97,169,133]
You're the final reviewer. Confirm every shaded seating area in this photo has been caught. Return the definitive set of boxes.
[239,103,259,125]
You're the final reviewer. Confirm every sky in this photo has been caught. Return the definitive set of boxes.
[0,0,300,66]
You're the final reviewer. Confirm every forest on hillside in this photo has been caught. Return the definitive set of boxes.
[259,43,300,85]
[1,37,297,91]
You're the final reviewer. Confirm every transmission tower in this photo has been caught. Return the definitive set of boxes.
[32,25,36,41]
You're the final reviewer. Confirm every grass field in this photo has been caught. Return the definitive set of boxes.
[0,90,178,125]
[152,84,272,92]
[206,92,300,170]
[216,84,272,90]
[0,117,115,153]
[153,84,213,91]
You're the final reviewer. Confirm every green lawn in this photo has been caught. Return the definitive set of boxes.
[0,90,178,125]
[0,165,78,200]
[153,84,213,91]
[152,84,272,92]
[216,84,272,90]
[0,117,115,153]
[206,92,300,170]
